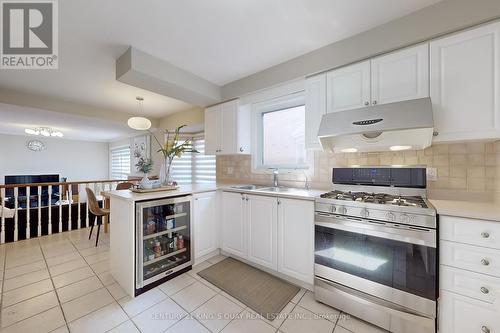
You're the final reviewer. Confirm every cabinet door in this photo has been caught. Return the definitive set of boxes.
[305,73,327,150]
[193,191,218,260]
[439,290,500,333]
[327,61,371,113]
[247,194,277,270]
[204,105,221,154]
[222,191,246,258]
[431,21,500,142]
[371,43,429,105]
[278,198,314,284]
[220,100,238,154]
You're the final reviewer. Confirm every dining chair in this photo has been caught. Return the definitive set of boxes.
[116,182,134,190]
[85,187,110,246]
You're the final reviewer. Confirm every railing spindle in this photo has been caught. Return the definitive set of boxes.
[85,184,90,227]
[68,185,72,231]
[1,188,5,244]
[37,186,42,237]
[26,186,30,239]
[77,184,81,229]
[58,185,62,232]
[48,185,52,234]
[14,187,18,242]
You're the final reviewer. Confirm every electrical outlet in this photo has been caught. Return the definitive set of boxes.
[227,167,234,175]
[426,167,438,181]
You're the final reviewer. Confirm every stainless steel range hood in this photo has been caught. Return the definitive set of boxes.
[317,98,434,153]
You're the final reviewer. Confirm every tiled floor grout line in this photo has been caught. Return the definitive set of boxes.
[39,237,74,332]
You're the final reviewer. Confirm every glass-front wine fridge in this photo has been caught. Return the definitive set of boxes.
[135,195,192,293]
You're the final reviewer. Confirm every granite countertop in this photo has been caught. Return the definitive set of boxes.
[429,199,500,222]
[106,183,322,202]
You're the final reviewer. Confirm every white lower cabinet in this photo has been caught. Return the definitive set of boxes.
[439,290,500,333]
[247,194,278,270]
[439,215,500,333]
[221,191,314,285]
[193,191,218,260]
[278,198,314,284]
[222,191,247,258]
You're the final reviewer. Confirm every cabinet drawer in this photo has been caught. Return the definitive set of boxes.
[441,265,500,304]
[439,290,500,333]
[440,216,500,250]
[440,240,500,278]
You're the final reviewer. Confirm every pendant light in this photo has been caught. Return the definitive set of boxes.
[128,97,152,130]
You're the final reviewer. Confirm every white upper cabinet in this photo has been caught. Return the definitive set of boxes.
[204,99,250,155]
[193,191,218,260]
[305,73,327,150]
[371,43,429,105]
[431,21,500,142]
[246,194,278,270]
[327,61,371,113]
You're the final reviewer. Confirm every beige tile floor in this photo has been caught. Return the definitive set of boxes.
[0,228,387,333]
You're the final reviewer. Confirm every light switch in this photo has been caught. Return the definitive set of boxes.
[426,167,437,181]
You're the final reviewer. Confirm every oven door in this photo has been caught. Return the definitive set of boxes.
[314,212,437,318]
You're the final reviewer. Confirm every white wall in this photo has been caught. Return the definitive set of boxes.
[0,133,109,184]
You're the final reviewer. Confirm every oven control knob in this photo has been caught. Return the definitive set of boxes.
[386,212,396,222]
[361,208,369,218]
[400,214,410,224]
[338,206,347,215]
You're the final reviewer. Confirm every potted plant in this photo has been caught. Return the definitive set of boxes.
[150,125,199,186]
[134,149,154,189]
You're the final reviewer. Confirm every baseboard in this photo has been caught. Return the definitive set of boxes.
[194,249,221,266]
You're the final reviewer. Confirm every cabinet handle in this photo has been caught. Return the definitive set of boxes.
[364,101,369,106]
[482,326,490,333]
[239,147,244,152]
[277,199,281,205]
[372,100,377,105]
[481,232,490,239]
[480,287,490,294]
[245,197,249,201]
[481,258,490,266]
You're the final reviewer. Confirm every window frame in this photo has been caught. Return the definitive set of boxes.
[109,145,131,180]
[251,92,308,170]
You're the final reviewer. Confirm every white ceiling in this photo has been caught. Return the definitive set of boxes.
[0,0,441,132]
[0,103,139,142]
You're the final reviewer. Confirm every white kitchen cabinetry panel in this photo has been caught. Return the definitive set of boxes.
[277,198,314,284]
[204,104,221,155]
[439,290,500,333]
[222,191,246,258]
[371,44,429,105]
[440,240,500,278]
[204,99,250,155]
[193,191,218,260]
[441,265,500,305]
[247,195,278,270]
[431,21,500,142]
[305,73,327,149]
[440,216,500,250]
[327,61,371,113]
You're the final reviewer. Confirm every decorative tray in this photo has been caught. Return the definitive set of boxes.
[130,185,179,193]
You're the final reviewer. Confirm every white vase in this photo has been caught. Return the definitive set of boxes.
[139,174,153,189]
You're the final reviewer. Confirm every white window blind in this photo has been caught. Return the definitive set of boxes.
[170,136,216,184]
[110,146,131,180]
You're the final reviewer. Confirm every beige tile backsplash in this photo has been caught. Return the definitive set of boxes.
[217,141,500,201]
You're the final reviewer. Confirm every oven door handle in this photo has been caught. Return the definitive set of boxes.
[315,216,436,248]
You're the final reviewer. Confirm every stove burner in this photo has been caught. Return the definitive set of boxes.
[319,191,427,208]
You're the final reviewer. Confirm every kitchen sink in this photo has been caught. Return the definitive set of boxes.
[256,187,298,193]
[229,185,265,190]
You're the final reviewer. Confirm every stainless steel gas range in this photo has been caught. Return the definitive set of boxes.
[314,167,437,333]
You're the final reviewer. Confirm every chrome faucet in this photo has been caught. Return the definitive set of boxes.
[273,169,279,187]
